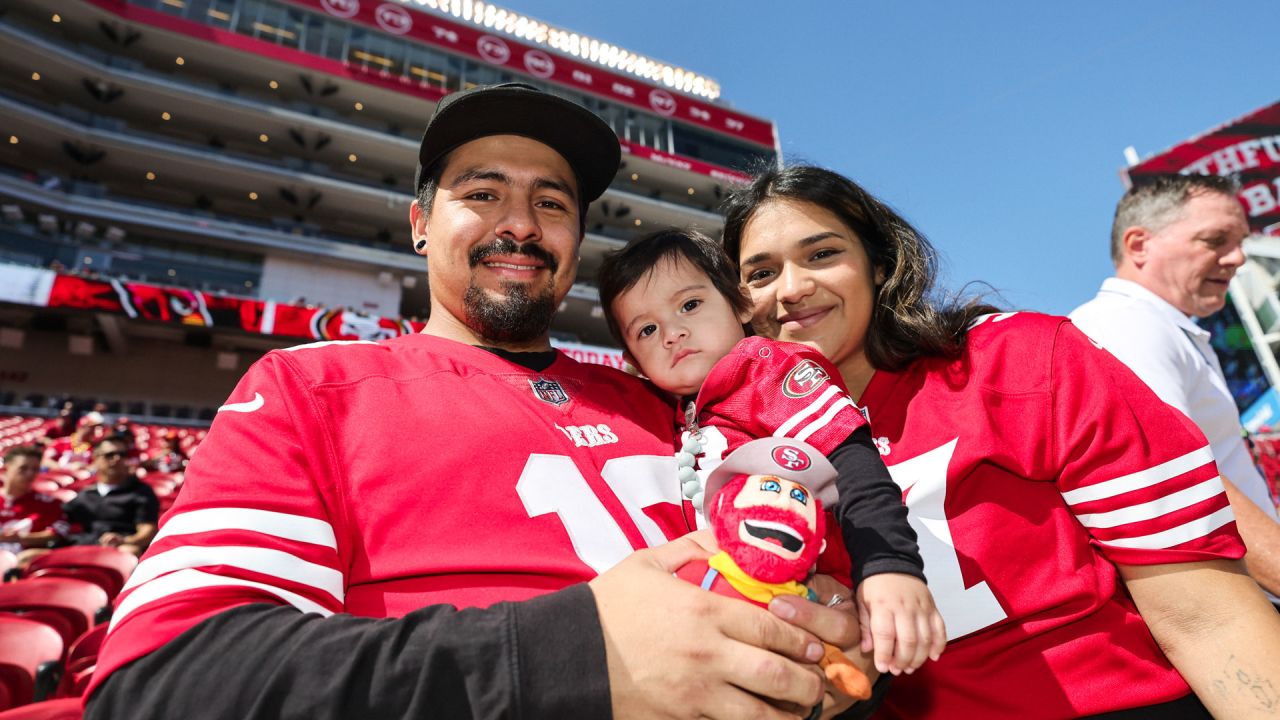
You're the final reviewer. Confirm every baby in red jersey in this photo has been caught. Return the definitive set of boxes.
[599,229,945,677]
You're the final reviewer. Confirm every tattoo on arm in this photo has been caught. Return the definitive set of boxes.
[1212,654,1280,715]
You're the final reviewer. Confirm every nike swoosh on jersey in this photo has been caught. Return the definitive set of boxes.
[217,392,264,414]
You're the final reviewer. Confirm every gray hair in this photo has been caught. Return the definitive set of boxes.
[1111,174,1240,265]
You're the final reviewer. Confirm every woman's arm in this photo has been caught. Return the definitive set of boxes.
[1120,558,1280,718]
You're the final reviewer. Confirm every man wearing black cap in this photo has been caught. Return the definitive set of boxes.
[87,83,860,720]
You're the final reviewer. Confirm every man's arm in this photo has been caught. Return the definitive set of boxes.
[90,534,856,720]
[87,584,611,720]
[15,528,59,548]
[120,521,157,551]
[1221,476,1280,596]
[1120,559,1280,717]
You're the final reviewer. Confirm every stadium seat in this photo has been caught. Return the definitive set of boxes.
[27,548,138,602]
[56,624,106,698]
[0,616,63,711]
[0,579,108,651]
[0,698,82,720]
[0,553,17,581]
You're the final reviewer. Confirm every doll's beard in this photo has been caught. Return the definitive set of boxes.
[712,502,822,584]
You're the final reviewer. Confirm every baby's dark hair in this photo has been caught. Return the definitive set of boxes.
[597,228,751,346]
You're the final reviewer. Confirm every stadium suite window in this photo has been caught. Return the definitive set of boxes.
[672,124,774,171]
[302,14,347,60]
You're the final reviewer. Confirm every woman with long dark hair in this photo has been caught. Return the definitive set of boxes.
[721,165,1280,719]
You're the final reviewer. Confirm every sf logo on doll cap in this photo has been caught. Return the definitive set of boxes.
[771,445,811,471]
[706,438,839,509]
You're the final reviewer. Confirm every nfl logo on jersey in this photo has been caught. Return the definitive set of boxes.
[529,377,570,406]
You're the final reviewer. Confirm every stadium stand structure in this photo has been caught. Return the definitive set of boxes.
[0,0,780,417]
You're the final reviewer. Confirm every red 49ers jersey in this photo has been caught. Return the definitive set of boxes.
[694,337,867,458]
[865,313,1244,719]
[91,334,692,697]
[0,492,67,540]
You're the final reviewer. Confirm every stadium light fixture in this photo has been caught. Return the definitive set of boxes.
[354,102,365,111]
[175,56,186,66]
[394,0,720,99]
[7,136,16,145]
[248,192,259,200]
[161,112,172,120]
[268,80,279,89]
[31,72,40,81]
[348,154,358,162]
[145,171,156,180]
[259,134,269,142]
[51,14,61,23]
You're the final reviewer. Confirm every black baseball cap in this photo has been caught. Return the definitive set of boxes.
[414,82,621,203]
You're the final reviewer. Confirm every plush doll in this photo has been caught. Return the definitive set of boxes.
[676,438,871,701]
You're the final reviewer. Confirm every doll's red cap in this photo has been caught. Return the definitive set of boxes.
[705,438,839,508]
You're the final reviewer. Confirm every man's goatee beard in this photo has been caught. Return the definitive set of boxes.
[463,281,557,344]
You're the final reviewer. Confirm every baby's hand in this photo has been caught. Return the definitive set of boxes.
[856,573,946,675]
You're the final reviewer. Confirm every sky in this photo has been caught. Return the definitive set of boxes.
[500,1,1279,315]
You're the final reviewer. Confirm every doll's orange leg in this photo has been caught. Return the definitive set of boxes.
[820,642,871,700]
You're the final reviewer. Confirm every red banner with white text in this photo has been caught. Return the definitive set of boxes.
[1126,100,1280,236]
[0,265,625,366]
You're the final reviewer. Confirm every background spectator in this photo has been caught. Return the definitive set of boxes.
[63,436,158,557]
[0,446,68,568]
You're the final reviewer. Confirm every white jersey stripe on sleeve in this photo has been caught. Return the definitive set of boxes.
[121,545,345,602]
[1061,446,1215,506]
[1098,505,1236,550]
[775,386,842,438]
[152,508,337,549]
[795,397,857,442]
[1074,477,1226,529]
[282,340,378,352]
[110,568,334,632]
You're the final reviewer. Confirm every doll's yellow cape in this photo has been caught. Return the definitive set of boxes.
[707,551,809,605]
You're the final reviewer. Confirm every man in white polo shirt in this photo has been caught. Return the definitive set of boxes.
[1072,174,1280,602]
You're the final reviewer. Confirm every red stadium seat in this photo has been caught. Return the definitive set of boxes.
[27,548,138,602]
[0,579,108,651]
[0,698,83,720]
[56,625,107,698]
[0,616,63,711]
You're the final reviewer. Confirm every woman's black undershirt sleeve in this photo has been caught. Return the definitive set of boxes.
[84,583,610,720]
[829,425,925,585]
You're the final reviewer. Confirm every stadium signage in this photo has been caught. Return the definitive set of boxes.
[0,264,628,367]
[374,3,413,35]
[321,0,360,18]
[1128,99,1280,236]
[619,140,749,183]
[523,50,556,78]
[477,34,511,64]
[293,0,775,147]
